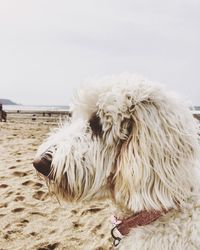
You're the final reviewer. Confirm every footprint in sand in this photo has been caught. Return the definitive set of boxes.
[100,234,105,239]
[16,219,29,228]
[37,242,60,250]
[0,203,8,208]
[71,209,78,214]
[22,180,35,186]
[33,191,48,201]
[72,222,83,229]
[9,166,16,169]
[11,207,25,213]
[91,224,102,233]
[49,230,56,234]
[30,232,38,236]
[21,180,43,189]
[34,182,43,188]
[4,229,22,240]
[81,207,102,215]
[14,195,25,201]
[69,237,79,242]
[30,211,45,217]
[12,171,27,177]
[5,191,14,198]
[0,184,9,188]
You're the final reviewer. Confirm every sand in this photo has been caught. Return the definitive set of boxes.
[0,120,114,250]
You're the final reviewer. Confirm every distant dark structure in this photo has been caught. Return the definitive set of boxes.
[194,106,200,111]
[0,103,7,122]
[0,99,17,105]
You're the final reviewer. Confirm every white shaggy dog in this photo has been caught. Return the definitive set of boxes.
[33,75,200,250]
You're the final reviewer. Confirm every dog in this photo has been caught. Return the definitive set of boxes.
[33,75,200,249]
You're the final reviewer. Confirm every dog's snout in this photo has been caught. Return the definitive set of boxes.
[33,153,52,177]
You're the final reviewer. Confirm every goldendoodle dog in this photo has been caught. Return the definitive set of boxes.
[33,75,200,249]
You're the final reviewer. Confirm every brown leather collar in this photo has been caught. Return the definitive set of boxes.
[111,209,170,247]
[117,209,169,235]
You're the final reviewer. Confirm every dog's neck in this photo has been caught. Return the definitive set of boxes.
[111,209,172,247]
[115,209,170,236]
[111,209,171,239]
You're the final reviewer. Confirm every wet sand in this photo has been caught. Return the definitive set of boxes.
[0,120,114,250]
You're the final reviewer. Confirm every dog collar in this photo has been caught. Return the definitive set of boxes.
[111,209,170,247]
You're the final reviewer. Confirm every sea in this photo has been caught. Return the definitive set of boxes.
[3,105,69,112]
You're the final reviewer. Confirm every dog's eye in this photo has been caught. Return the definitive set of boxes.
[89,113,103,136]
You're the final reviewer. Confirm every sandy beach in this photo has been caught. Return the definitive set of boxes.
[0,119,114,250]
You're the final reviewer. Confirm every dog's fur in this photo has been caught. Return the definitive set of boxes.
[34,75,200,249]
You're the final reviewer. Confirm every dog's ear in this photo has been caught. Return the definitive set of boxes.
[114,93,200,212]
[89,113,103,137]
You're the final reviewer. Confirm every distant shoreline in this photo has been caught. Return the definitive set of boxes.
[3,104,69,112]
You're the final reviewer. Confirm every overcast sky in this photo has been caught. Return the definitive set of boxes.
[0,0,200,105]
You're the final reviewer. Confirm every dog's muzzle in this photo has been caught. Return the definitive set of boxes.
[33,152,52,177]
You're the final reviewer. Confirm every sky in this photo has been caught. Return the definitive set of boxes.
[0,0,200,105]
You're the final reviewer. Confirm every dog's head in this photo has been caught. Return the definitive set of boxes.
[33,75,200,212]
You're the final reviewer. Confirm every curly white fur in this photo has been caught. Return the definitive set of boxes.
[35,74,200,249]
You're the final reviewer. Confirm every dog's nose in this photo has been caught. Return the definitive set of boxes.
[33,153,52,177]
